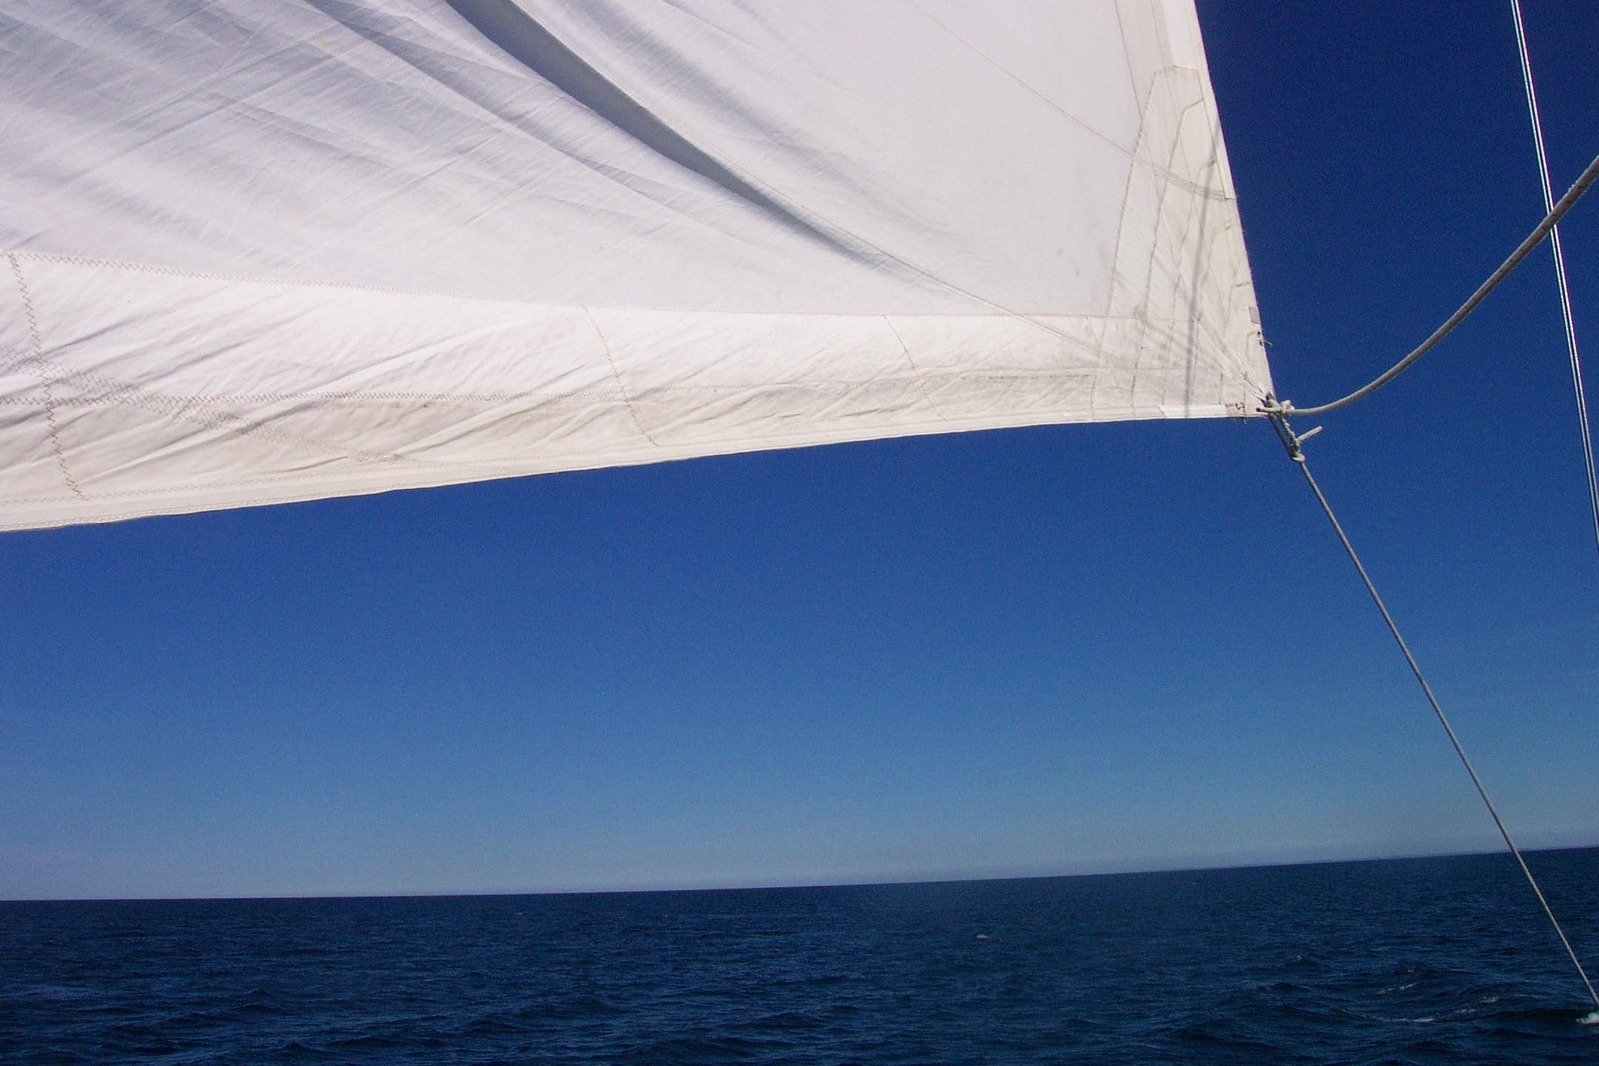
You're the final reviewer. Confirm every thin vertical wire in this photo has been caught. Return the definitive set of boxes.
[1510,0,1599,559]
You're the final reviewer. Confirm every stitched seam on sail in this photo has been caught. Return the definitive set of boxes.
[6,252,85,500]
[0,402,1184,509]
[3,351,467,473]
[1095,17,1155,420]
[881,316,952,424]
[9,252,1153,322]
[913,1,1226,204]
[0,366,1113,410]
[582,304,661,449]
[1179,93,1223,409]
[1127,78,1207,409]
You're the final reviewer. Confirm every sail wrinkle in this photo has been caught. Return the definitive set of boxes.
[428,0,873,262]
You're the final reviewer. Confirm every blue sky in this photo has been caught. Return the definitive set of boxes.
[3,1,1597,899]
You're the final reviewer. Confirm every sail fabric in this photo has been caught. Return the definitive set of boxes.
[0,0,1271,530]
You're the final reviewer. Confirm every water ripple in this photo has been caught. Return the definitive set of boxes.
[2,850,1597,1064]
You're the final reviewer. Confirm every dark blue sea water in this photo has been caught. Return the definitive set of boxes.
[3,849,1597,1064]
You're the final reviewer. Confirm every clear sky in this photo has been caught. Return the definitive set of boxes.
[2,1,1596,900]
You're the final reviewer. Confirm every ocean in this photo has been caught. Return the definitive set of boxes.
[3,848,1596,1064]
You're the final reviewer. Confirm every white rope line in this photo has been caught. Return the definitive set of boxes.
[1263,149,1599,418]
[1511,0,1599,561]
[1267,412,1599,1015]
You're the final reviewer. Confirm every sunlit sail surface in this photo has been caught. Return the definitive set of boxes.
[0,1,1270,530]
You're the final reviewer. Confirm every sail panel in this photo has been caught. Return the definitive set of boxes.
[0,0,1271,530]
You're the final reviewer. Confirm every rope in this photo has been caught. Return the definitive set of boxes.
[1263,149,1599,418]
[1267,411,1599,1015]
[1511,0,1599,561]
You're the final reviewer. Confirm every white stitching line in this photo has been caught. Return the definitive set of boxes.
[1126,71,1208,409]
[914,0,1227,202]
[6,252,85,499]
[10,251,1149,322]
[11,350,459,474]
[881,316,952,424]
[0,365,1119,509]
[0,397,1195,512]
[582,304,661,449]
[0,366,1110,408]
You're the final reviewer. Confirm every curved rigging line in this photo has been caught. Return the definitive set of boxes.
[1268,150,1599,417]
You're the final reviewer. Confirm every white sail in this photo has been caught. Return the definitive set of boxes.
[0,0,1270,530]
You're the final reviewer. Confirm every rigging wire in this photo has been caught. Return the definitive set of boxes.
[1263,149,1599,418]
[1266,411,1599,1017]
[1510,0,1599,560]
